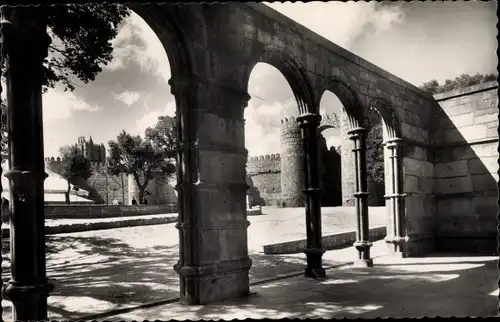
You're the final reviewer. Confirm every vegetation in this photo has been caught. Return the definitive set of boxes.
[59,144,93,204]
[419,73,497,95]
[144,116,178,159]
[106,130,176,204]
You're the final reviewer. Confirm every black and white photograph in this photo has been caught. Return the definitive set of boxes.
[0,1,498,320]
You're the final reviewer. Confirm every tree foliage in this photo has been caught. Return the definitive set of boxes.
[0,4,131,93]
[419,73,497,95]
[107,130,176,203]
[59,144,93,204]
[144,116,178,159]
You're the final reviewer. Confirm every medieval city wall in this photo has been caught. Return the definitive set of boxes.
[246,154,281,206]
[431,81,498,253]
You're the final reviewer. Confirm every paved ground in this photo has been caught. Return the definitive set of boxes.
[107,254,499,320]
[0,206,386,321]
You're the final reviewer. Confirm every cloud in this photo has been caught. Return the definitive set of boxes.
[42,88,100,122]
[135,101,176,136]
[114,90,141,106]
[106,12,171,83]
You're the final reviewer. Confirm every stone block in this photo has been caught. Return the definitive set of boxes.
[486,127,498,138]
[436,197,474,216]
[444,125,488,144]
[474,112,498,124]
[471,173,498,192]
[404,175,419,193]
[401,122,428,143]
[434,177,473,194]
[448,113,475,128]
[403,158,433,177]
[470,142,498,158]
[418,177,434,193]
[473,195,498,215]
[467,156,498,175]
[434,160,468,178]
[441,104,475,117]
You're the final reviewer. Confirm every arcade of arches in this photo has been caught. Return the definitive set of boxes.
[0,4,497,321]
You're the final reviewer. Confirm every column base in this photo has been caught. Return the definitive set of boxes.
[353,258,373,268]
[175,258,252,305]
[305,266,326,279]
[385,236,407,257]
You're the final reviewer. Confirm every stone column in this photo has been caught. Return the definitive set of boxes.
[297,113,326,278]
[384,138,407,256]
[170,75,252,305]
[280,117,305,207]
[347,127,373,267]
[0,7,53,320]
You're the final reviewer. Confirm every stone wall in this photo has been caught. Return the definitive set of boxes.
[1,204,177,222]
[280,116,306,207]
[431,81,498,254]
[246,154,281,206]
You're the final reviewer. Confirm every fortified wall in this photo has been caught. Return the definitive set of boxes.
[430,81,498,253]
[44,157,177,206]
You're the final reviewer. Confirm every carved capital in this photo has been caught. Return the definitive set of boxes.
[296,112,321,129]
[347,127,368,141]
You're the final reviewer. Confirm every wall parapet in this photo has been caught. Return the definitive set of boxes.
[247,153,281,174]
[433,81,499,102]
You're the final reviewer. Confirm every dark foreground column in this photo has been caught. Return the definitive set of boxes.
[170,75,252,304]
[384,138,407,256]
[347,127,373,267]
[297,113,325,279]
[1,7,53,320]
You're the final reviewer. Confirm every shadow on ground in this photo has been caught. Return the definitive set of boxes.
[108,256,497,320]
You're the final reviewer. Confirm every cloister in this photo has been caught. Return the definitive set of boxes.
[0,3,497,321]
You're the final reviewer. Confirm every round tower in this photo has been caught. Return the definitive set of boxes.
[128,174,141,204]
[279,116,305,207]
[340,109,356,206]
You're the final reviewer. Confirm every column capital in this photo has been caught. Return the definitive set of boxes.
[347,127,368,140]
[296,112,321,128]
[383,137,404,148]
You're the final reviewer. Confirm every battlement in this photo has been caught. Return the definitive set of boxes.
[45,156,107,169]
[247,153,281,175]
[280,112,340,128]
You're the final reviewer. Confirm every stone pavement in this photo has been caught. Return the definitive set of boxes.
[106,253,499,320]
[0,206,386,321]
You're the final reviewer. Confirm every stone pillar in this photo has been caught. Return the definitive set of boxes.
[384,138,407,256]
[347,127,373,267]
[170,75,252,305]
[280,116,305,207]
[0,7,53,320]
[340,109,356,206]
[297,113,326,278]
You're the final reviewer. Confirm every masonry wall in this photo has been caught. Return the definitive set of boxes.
[431,81,498,254]
[246,154,281,206]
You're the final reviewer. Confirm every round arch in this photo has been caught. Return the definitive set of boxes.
[127,3,195,79]
[368,97,402,140]
[246,46,316,115]
[319,78,364,129]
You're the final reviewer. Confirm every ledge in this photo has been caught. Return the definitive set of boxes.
[263,225,387,255]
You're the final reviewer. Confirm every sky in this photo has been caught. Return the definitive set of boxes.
[29,1,498,158]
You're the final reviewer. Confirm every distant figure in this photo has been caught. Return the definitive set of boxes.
[131,198,137,205]
[142,198,148,206]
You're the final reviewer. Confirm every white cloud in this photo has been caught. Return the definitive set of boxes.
[42,88,100,122]
[107,12,171,82]
[135,101,176,136]
[114,90,141,106]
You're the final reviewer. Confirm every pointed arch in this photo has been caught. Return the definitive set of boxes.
[246,45,316,114]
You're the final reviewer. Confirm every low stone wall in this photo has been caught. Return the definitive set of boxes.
[1,204,177,221]
[263,226,386,255]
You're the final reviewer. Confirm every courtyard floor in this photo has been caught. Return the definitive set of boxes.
[1,206,494,320]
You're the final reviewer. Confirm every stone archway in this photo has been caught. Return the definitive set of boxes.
[369,97,406,257]
[319,76,373,267]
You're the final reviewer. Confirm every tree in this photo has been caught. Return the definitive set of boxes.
[1,4,130,93]
[0,4,130,157]
[144,116,178,159]
[59,144,93,204]
[365,122,385,206]
[419,73,497,94]
[107,130,176,204]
